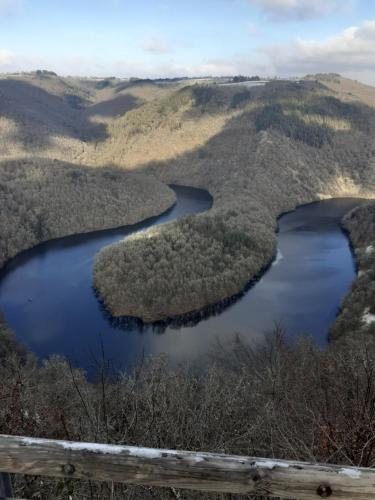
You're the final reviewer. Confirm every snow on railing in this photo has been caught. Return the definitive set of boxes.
[1,434,375,499]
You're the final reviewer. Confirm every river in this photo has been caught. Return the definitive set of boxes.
[0,186,363,376]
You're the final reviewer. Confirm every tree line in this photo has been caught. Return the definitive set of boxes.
[2,321,375,498]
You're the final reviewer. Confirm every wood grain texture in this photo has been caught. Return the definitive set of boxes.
[1,435,375,499]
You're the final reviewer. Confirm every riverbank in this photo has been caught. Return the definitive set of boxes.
[0,193,364,375]
[0,158,176,269]
[0,186,214,373]
[330,201,375,341]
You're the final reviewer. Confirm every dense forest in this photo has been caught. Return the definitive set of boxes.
[0,158,175,268]
[94,211,273,320]
[0,72,374,328]
[330,202,375,340]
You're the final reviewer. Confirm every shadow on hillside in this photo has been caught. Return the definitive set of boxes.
[113,79,158,93]
[139,82,375,181]
[0,79,108,147]
[84,93,142,118]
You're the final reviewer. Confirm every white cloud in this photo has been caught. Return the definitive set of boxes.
[109,56,269,79]
[263,19,375,82]
[246,0,342,20]
[185,56,271,77]
[1,19,375,85]
[142,36,172,55]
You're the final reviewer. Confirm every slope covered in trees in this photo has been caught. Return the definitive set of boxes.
[93,82,375,321]
[330,202,375,340]
[0,158,175,268]
[0,73,172,161]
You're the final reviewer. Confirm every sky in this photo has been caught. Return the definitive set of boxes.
[0,0,375,84]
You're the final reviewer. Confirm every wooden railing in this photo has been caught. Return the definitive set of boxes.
[1,434,375,499]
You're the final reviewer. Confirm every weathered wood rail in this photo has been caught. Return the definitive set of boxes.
[1,435,375,499]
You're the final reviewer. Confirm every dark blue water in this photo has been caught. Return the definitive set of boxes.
[0,188,363,377]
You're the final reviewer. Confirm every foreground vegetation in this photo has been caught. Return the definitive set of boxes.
[2,321,375,499]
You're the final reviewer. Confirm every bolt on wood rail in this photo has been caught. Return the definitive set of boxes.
[1,435,375,499]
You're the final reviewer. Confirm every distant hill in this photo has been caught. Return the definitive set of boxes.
[0,75,103,159]
[305,73,375,107]
[0,73,175,160]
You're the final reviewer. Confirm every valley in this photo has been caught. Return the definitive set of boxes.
[1,72,374,340]
[0,70,375,499]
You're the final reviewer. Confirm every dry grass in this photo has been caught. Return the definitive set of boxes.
[306,73,375,107]
[284,109,351,131]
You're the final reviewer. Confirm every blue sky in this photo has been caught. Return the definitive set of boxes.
[0,0,375,83]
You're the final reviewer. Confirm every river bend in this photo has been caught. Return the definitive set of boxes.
[0,186,363,376]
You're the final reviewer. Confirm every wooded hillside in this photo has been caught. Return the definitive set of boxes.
[93,81,375,320]
[330,202,375,340]
[0,158,175,268]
